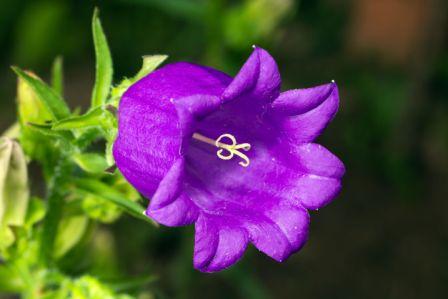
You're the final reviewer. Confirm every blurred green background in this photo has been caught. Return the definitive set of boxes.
[1,0,448,298]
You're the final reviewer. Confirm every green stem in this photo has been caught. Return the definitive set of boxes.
[39,157,70,266]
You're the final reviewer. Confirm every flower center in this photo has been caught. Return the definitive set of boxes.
[192,133,251,167]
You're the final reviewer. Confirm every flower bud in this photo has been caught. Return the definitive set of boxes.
[16,71,52,125]
[0,138,29,249]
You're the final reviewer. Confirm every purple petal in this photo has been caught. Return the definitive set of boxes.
[223,46,281,103]
[272,82,336,115]
[291,174,342,210]
[149,158,185,210]
[184,137,313,267]
[173,95,222,153]
[194,215,248,272]
[293,143,345,179]
[113,62,231,199]
[245,204,309,262]
[245,217,293,262]
[275,82,340,143]
[264,204,309,252]
[146,193,199,227]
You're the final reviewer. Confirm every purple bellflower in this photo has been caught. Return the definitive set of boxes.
[113,47,345,272]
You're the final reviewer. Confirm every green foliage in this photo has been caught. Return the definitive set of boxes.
[72,153,109,174]
[91,8,113,108]
[134,55,168,82]
[1,9,161,298]
[52,106,107,131]
[74,178,153,225]
[54,214,89,259]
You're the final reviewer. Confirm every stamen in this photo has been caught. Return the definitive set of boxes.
[192,133,251,167]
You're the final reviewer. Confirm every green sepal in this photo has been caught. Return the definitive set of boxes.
[109,55,168,107]
[134,55,168,82]
[52,107,104,131]
[26,122,74,141]
[52,106,116,146]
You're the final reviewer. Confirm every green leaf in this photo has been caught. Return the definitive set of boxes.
[52,107,104,131]
[73,178,156,226]
[51,56,64,96]
[12,67,70,120]
[133,55,168,81]
[72,153,108,174]
[91,8,113,108]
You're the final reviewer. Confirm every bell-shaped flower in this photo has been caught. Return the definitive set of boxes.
[113,47,345,272]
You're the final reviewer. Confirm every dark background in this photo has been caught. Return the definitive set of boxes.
[0,0,447,298]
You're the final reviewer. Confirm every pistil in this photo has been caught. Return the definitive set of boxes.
[192,133,251,167]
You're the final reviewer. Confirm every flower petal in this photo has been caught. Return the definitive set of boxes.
[276,82,340,143]
[194,214,248,272]
[293,143,345,179]
[264,204,309,252]
[244,207,309,262]
[184,138,313,264]
[173,95,222,154]
[292,174,342,210]
[146,193,199,227]
[149,158,185,210]
[272,82,336,115]
[114,62,231,198]
[223,46,281,103]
